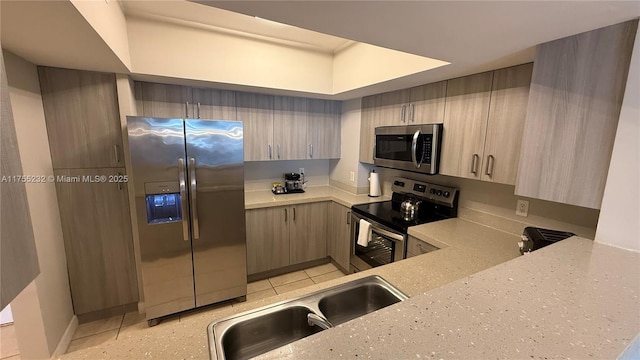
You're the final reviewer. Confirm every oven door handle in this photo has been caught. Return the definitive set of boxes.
[352,213,405,243]
[369,223,405,242]
[411,129,422,169]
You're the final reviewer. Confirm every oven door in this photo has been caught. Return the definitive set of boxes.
[350,212,406,272]
[374,124,442,175]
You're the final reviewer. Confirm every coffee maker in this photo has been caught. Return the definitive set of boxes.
[284,172,305,193]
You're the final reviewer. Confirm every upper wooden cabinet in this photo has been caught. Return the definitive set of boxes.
[38,67,124,169]
[359,95,388,164]
[439,71,494,180]
[482,63,533,185]
[515,20,637,209]
[307,99,341,159]
[407,81,447,124]
[136,82,192,118]
[359,82,446,164]
[237,92,274,161]
[439,64,532,185]
[193,87,236,120]
[273,96,309,160]
[135,82,236,120]
[135,82,341,161]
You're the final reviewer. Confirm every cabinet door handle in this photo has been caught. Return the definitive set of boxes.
[197,102,201,119]
[293,207,296,221]
[485,155,495,177]
[117,172,123,191]
[400,105,406,122]
[309,144,313,158]
[113,144,120,164]
[185,101,190,118]
[470,154,480,174]
[284,208,288,222]
[409,103,415,122]
[346,211,351,225]
[277,144,281,159]
[268,144,273,159]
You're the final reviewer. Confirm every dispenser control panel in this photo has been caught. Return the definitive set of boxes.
[144,182,182,224]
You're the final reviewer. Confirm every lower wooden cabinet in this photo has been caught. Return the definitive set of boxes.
[406,236,439,258]
[289,202,328,264]
[245,202,328,275]
[245,206,289,274]
[328,202,351,271]
[53,168,138,315]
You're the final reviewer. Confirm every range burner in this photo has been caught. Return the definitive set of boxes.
[351,178,458,233]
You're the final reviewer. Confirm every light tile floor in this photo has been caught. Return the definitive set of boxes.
[0,324,20,360]
[64,262,345,355]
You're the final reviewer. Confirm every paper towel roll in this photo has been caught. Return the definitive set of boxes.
[368,170,381,197]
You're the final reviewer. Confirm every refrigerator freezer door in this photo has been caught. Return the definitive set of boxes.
[185,120,247,307]
[127,117,196,319]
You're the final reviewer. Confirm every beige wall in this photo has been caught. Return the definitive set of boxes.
[70,0,131,70]
[595,25,640,252]
[332,42,449,94]
[4,51,75,358]
[329,98,372,194]
[126,16,334,94]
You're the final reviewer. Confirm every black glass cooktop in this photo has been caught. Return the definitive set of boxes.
[351,200,448,233]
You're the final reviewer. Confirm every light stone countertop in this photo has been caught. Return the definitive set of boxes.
[258,236,640,360]
[244,185,390,209]
[57,197,640,359]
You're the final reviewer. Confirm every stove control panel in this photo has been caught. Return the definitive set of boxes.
[391,177,458,207]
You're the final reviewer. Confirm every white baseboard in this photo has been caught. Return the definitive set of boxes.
[51,315,78,359]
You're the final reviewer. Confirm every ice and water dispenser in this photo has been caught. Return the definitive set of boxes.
[144,182,182,224]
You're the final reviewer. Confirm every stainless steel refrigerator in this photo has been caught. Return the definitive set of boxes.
[126,117,246,325]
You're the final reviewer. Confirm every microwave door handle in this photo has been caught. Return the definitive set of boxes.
[411,129,422,168]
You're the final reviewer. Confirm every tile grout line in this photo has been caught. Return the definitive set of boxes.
[69,327,119,343]
[115,313,125,340]
[273,278,315,295]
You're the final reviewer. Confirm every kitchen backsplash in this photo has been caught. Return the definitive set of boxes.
[244,159,331,191]
[375,167,600,239]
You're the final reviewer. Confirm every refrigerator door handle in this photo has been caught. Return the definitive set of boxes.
[189,157,200,240]
[179,158,189,241]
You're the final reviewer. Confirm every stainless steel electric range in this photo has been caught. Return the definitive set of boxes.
[350,177,458,272]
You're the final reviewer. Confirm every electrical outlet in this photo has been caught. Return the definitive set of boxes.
[350,171,355,182]
[516,199,529,217]
[299,168,304,174]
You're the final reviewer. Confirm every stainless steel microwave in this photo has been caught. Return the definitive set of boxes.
[374,124,443,175]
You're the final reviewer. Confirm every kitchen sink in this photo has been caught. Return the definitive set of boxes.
[208,275,408,360]
[318,283,404,325]
[220,306,323,360]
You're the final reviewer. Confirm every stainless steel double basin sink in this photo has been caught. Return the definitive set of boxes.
[207,275,408,360]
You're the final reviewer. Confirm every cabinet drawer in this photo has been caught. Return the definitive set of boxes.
[406,236,439,258]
